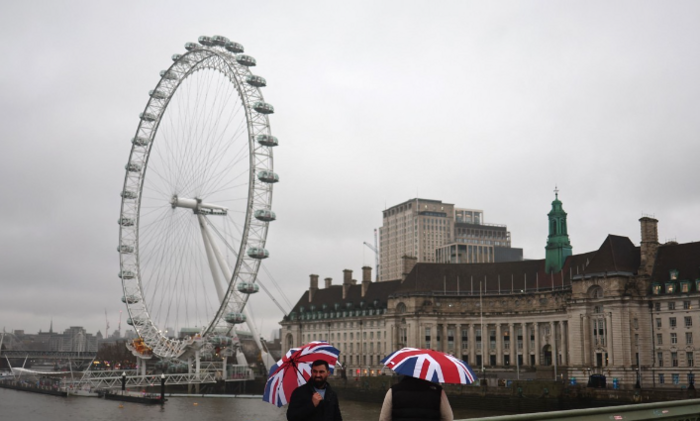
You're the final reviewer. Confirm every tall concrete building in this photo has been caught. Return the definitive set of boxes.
[379,198,518,282]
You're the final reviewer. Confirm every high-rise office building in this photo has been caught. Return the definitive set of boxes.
[379,198,519,281]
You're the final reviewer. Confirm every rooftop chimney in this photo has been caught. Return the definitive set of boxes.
[324,277,332,288]
[402,255,418,281]
[361,266,372,297]
[342,269,352,299]
[638,217,659,277]
[309,274,319,302]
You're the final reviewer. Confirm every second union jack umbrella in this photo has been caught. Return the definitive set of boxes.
[263,341,340,407]
[381,347,477,385]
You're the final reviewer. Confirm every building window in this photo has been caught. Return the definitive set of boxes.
[682,282,691,294]
[656,318,662,328]
[461,329,468,349]
[476,329,482,350]
[670,269,679,280]
[667,283,677,294]
[687,332,693,345]
[669,302,676,310]
[425,328,431,349]
[593,319,606,346]
[657,333,663,345]
[659,374,665,384]
[685,317,693,328]
[671,333,678,344]
[658,352,664,367]
[489,330,496,350]
[688,352,695,367]
[655,302,661,311]
[652,284,662,295]
[672,373,680,384]
[447,328,455,350]
[672,352,679,367]
[670,317,677,328]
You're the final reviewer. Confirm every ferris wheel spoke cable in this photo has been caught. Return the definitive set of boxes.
[200,137,248,197]
[204,217,291,313]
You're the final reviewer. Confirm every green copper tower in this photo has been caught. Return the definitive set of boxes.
[545,188,572,274]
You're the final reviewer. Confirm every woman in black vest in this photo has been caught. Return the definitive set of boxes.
[378,376,454,421]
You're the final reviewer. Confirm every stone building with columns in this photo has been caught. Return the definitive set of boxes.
[280,195,700,389]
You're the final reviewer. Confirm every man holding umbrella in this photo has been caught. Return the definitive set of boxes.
[287,359,343,421]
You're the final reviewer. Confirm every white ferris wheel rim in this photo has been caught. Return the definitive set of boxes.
[117,37,276,360]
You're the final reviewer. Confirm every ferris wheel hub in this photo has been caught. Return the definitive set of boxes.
[170,195,228,215]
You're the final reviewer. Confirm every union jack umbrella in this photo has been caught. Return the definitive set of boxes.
[381,347,477,385]
[263,341,340,407]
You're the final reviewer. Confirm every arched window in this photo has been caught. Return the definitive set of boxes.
[396,302,407,314]
[286,333,294,349]
[589,286,603,299]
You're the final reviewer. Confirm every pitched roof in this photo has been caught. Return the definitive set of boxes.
[289,280,403,313]
[582,235,639,276]
[651,241,700,283]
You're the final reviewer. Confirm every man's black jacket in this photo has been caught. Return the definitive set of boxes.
[286,381,342,421]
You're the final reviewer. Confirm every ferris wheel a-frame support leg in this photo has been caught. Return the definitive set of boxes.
[197,215,271,369]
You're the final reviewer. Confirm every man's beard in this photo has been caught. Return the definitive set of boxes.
[313,377,327,388]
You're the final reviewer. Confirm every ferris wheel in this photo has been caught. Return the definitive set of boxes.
[117,35,278,360]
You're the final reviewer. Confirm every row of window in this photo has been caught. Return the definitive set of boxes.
[657,351,695,367]
[653,281,700,295]
[656,332,693,345]
[653,300,696,311]
[304,321,385,330]
[302,331,387,342]
[655,316,694,328]
[658,373,694,385]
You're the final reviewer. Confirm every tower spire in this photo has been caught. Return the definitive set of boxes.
[545,189,572,274]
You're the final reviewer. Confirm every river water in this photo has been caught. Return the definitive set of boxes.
[0,388,509,420]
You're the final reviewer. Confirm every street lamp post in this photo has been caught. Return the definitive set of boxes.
[160,373,166,403]
[121,372,126,395]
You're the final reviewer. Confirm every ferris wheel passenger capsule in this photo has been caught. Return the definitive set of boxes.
[132,137,151,146]
[254,209,276,221]
[184,42,201,51]
[125,162,142,172]
[126,317,145,326]
[139,112,157,122]
[257,170,279,183]
[208,336,233,346]
[118,244,134,253]
[121,190,137,199]
[235,55,256,67]
[119,270,135,279]
[149,90,168,100]
[160,70,178,80]
[121,295,140,304]
[225,41,244,54]
[256,135,278,147]
[211,35,230,46]
[118,217,135,226]
[224,312,247,324]
[247,247,269,259]
[253,102,274,114]
[246,75,266,87]
[198,35,214,46]
[237,282,260,294]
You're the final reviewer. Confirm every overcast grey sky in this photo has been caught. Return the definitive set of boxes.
[1,1,699,339]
